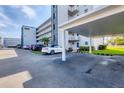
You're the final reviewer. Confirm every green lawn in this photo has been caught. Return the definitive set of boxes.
[93,49,124,55]
[80,46,124,56]
[32,50,43,54]
[93,46,124,55]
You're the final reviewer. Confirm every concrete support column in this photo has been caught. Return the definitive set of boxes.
[61,29,66,61]
[89,28,92,54]
[89,35,92,53]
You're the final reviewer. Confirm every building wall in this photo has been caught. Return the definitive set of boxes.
[51,5,59,45]
[57,5,69,48]
[0,37,4,48]
[21,25,36,47]
[79,35,90,46]
[68,5,105,20]
[36,18,52,45]
[57,5,106,50]
[4,38,21,47]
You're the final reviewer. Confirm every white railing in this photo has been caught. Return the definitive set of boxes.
[37,32,51,40]
[68,35,80,41]
[37,27,52,36]
[37,22,51,32]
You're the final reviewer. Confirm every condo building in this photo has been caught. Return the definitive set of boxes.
[21,25,36,48]
[36,7,58,46]
[58,5,124,61]
[36,18,52,45]
[3,38,21,47]
[21,5,113,50]
[51,5,109,50]
[35,5,106,50]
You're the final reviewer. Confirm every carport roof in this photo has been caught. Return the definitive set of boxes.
[59,6,124,37]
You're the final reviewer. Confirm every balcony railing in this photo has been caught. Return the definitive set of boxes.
[68,6,79,16]
[68,36,80,42]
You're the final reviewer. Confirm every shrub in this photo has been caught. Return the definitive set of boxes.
[98,45,107,50]
[114,38,124,45]
[41,37,49,46]
[79,46,95,52]
[108,37,124,45]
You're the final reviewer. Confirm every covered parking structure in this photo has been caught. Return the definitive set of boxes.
[59,5,124,61]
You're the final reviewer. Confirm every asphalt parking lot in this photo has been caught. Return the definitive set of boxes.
[0,48,124,88]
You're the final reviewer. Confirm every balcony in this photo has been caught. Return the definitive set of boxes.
[68,6,79,16]
[68,35,80,42]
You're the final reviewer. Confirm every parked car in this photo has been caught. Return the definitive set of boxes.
[68,47,73,52]
[23,45,30,49]
[30,44,35,50]
[16,44,21,49]
[42,45,62,54]
[31,44,44,51]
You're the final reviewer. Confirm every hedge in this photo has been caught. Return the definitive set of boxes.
[79,46,95,52]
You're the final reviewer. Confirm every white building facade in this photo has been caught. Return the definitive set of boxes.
[36,18,52,45]
[3,38,21,47]
[59,5,124,61]
[21,25,36,48]
[54,5,108,50]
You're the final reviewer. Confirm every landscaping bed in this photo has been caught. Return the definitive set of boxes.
[32,50,43,54]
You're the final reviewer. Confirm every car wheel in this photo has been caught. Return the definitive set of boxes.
[50,50,55,55]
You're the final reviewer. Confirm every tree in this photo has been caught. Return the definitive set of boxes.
[41,37,49,46]
[108,36,124,45]
[114,38,124,45]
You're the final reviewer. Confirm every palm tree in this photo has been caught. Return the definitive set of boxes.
[41,37,49,46]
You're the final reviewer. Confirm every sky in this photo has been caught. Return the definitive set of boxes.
[0,5,51,38]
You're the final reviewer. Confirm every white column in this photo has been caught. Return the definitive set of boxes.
[89,35,92,53]
[61,29,66,61]
[89,28,92,54]
[103,36,105,45]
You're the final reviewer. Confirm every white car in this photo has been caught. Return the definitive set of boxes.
[42,45,62,54]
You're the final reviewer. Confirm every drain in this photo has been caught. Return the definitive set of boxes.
[85,68,92,74]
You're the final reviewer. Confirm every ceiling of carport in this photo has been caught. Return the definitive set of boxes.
[67,11,124,37]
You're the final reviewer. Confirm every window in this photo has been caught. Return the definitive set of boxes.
[53,24,55,30]
[85,41,88,45]
[24,27,30,30]
[84,9,88,13]
[53,5,55,8]
[53,35,55,41]
[53,13,55,19]
[36,28,38,31]
[77,43,79,47]
[36,36,39,38]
